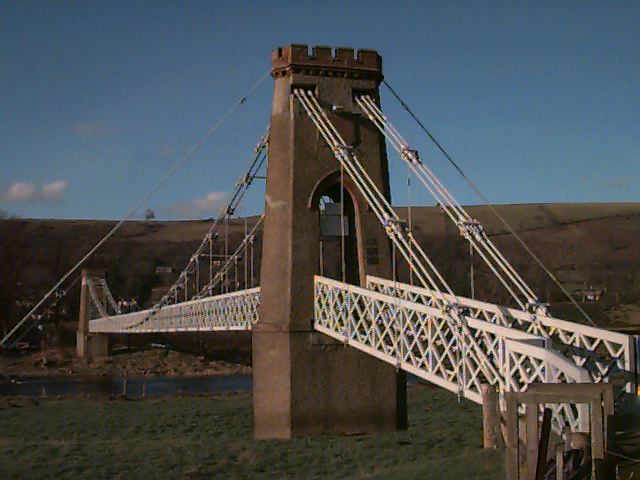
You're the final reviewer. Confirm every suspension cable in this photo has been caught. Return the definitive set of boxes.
[297,89,454,297]
[357,95,533,303]
[381,79,598,327]
[209,233,213,294]
[195,216,264,298]
[124,215,265,330]
[407,163,414,285]
[340,162,346,284]
[250,233,255,287]
[356,94,537,311]
[0,70,271,349]
[470,243,475,300]
[1,274,82,347]
[224,215,229,293]
[244,205,248,290]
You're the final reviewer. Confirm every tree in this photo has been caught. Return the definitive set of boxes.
[145,209,155,221]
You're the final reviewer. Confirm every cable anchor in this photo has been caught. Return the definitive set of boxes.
[383,217,408,235]
[332,144,354,156]
[458,219,484,242]
[526,301,548,316]
[401,148,421,165]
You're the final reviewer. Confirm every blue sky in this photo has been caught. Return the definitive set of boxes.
[1,1,638,220]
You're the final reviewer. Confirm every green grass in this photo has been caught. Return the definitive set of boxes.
[0,385,503,479]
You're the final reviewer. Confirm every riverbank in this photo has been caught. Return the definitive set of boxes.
[0,384,503,479]
[0,346,250,379]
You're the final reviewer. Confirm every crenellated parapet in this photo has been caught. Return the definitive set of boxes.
[271,44,382,81]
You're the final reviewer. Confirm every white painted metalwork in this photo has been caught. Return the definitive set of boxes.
[87,278,122,319]
[366,276,637,394]
[314,275,591,432]
[86,279,108,319]
[88,287,259,333]
[99,278,122,315]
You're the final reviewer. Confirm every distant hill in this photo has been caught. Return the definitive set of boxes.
[1,202,639,336]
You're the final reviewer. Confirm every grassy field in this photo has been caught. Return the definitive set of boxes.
[0,384,503,479]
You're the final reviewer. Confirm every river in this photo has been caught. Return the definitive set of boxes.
[0,374,252,398]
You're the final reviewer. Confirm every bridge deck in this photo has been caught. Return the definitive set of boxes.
[88,287,259,333]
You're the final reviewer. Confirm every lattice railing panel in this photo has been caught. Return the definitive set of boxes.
[89,287,259,333]
[367,276,637,394]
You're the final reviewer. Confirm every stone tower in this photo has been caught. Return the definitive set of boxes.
[252,45,407,438]
[76,268,110,359]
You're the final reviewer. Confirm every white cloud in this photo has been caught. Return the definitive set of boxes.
[166,191,227,217]
[4,182,35,202]
[40,180,68,202]
[192,191,227,211]
[73,122,105,137]
[2,179,69,204]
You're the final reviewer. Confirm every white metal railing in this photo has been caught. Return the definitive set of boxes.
[314,275,592,432]
[367,276,637,394]
[87,279,109,319]
[99,278,122,315]
[89,287,259,333]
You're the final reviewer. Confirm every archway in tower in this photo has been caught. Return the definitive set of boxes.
[317,183,360,285]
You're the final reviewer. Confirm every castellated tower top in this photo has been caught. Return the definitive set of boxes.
[271,44,382,82]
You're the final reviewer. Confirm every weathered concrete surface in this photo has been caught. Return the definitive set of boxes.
[253,44,407,438]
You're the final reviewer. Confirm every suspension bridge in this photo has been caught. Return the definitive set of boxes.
[4,45,638,466]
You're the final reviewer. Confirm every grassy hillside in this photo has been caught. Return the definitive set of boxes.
[1,202,639,337]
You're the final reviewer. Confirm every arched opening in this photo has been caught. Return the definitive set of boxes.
[317,183,360,284]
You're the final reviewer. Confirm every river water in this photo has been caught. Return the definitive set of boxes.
[0,374,252,398]
[0,373,420,398]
